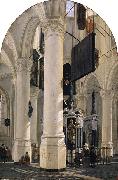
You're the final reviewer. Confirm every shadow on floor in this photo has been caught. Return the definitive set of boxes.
[0,162,118,180]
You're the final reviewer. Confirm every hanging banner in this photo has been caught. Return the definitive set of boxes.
[71,32,96,81]
[77,3,86,30]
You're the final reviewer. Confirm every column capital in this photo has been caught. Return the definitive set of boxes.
[42,18,66,40]
[16,58,33,73]
[30,87,40,98]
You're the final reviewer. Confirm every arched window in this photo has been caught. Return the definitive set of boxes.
[66,0,74,17]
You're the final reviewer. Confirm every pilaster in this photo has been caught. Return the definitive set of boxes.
[100,89,114,156]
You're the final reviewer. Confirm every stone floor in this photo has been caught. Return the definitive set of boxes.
[0,161,118,180]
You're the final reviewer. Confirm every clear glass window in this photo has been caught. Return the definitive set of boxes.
[66,1,74,17]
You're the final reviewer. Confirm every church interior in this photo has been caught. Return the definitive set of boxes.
[0,0,118,169]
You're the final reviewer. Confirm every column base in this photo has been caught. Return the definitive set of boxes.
[13,139,31,162]
[40,136,66,169]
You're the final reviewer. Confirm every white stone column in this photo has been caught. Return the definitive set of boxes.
[101,90,113,156]
[30,87,39,145]
[40,18,66,170]
[13,58,32,162]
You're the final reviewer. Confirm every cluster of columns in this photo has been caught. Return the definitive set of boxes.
[12,0,114,169]
[13,0,67,169]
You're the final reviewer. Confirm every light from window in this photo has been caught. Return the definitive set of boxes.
[66,1,74,17]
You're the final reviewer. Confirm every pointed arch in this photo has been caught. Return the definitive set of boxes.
[107,61,118,90]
